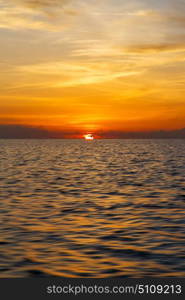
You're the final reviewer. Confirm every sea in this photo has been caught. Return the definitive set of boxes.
[0,139,185,277]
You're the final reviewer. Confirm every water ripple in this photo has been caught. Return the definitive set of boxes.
[0,139,185,277]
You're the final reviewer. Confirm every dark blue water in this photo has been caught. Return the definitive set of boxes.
[0,139,185,277]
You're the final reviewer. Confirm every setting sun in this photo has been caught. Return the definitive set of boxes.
[84,134,94,140]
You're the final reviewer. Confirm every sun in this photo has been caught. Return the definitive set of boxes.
[84,134,94,140]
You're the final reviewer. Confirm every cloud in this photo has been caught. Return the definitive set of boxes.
[9,0,76,17]
[0,0,76,31]
[0,124,51,138]
[125,43,185,54]
[99,128,185,139]
[167,0,185,26]
[1,124,185,139]
[10,0,69,10]
[18,60,141,87]
[0,9,59,31]
[0,124,84,138]
[127,9,157,17]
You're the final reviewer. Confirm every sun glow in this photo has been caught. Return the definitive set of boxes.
[0,0,185,138]
[84,134,94,140]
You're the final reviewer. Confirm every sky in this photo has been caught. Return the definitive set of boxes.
[0,0,185,138]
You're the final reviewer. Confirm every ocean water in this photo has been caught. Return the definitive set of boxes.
[0,139,185,278]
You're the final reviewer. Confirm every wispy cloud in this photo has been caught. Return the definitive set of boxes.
[125,43,185,54]
[0,0,185,132]
[10,0,70,11]
[18,61,141,87]
[0,0,76,30]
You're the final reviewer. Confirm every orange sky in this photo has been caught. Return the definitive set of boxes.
[0,0,185,137]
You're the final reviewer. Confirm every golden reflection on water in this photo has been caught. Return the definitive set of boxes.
[0,139,185,277]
